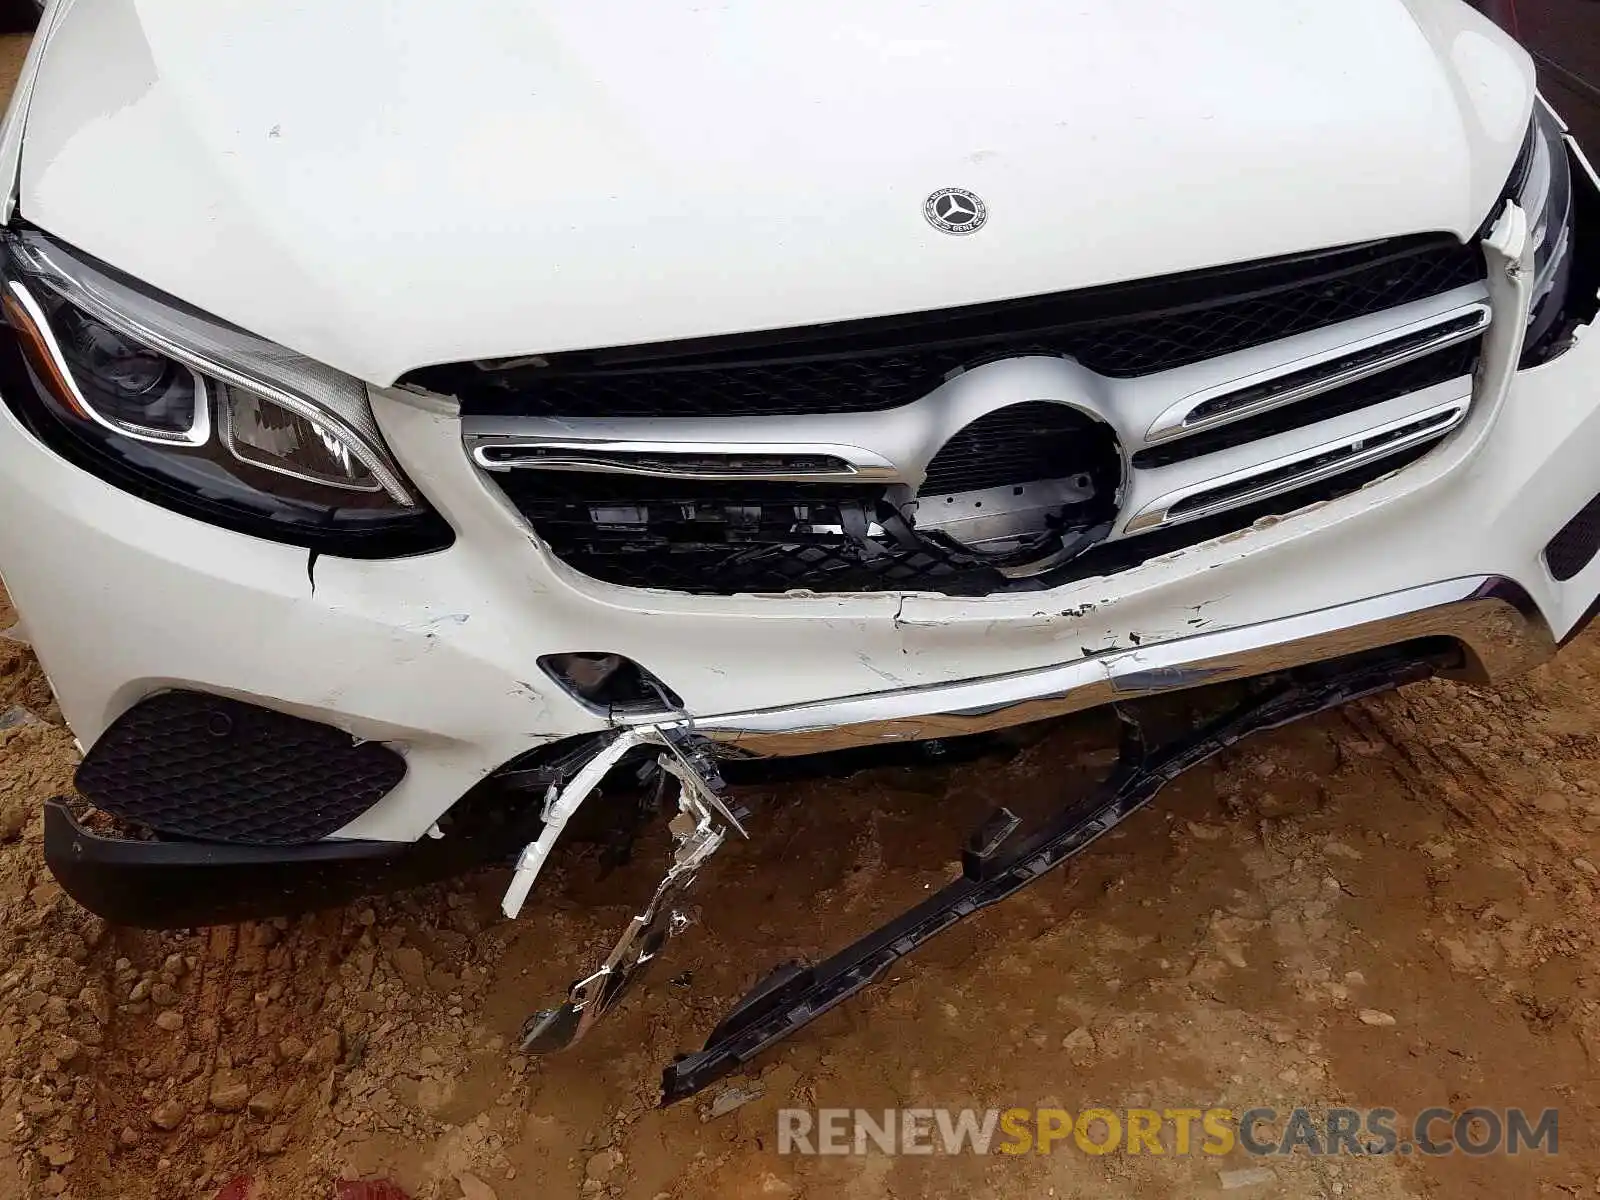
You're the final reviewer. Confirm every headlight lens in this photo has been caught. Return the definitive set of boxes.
[1515,101,1577,349]
[0,230,451,556]
[52,303,206,440]
[219,385,385,492]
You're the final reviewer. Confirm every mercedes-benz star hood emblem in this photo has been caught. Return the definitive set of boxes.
[923,187,988,235]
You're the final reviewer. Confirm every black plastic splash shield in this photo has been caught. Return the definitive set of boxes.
[660,651,1440,1104]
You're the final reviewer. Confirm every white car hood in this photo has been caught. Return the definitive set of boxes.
[18,0,1533,386]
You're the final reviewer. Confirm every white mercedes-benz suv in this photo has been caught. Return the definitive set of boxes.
[0,0,1596,1093]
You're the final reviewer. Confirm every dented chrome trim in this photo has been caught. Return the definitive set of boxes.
[654,577,1552,757]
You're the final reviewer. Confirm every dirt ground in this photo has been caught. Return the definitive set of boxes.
[6,17,1600,1200]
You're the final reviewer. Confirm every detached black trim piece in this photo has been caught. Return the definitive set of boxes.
[1546,489,1600,581]
[44,801,506,928]
[661,649,1443,1104]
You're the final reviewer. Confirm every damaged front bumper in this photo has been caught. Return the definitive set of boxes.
[39,570,1557,931]
[39,572,1564,1104]
[482,575,1549,1097]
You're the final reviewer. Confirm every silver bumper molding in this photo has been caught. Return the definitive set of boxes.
[670,577,1552,757]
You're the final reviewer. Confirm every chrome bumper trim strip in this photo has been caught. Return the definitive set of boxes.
[655,577,1551,756]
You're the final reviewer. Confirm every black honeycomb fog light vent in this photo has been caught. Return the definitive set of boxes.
[74,691,406,846]
[1546,490,1600,582]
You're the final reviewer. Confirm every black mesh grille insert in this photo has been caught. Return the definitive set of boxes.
[1546,491,1600,582]
[494,436,1443,597]
[920,402,1112,495]
[417,235,1484,420]
[1132,339,1480,469]
[75,692,407,846]
[499,474,1016,595]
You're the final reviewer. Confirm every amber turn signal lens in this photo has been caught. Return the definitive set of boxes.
[3,282,92,422]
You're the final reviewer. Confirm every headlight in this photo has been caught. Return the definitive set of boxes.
[1514,100,1577,351]
[0,229,452,556]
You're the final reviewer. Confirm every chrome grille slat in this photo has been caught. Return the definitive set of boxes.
[1127,336,1480,470]
[1144,301,1490,446]
[1124,400,1468,534]
[469,438,896,482]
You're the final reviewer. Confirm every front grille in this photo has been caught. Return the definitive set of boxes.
[423,235,1484,420]
[464,232,1487,597]
[75,691,407,846]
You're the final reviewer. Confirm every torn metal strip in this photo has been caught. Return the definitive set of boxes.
[500,719,746,920]
[519,726,745,1052]
[499,725,663,919]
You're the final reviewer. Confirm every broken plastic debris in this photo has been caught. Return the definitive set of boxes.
[1218,1167,1278,1190]
[501,727,657,918]
[661,651,1440,1103]
[0,707,44,733]
[705,1082,765,1120]
[518,725,740,1054]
